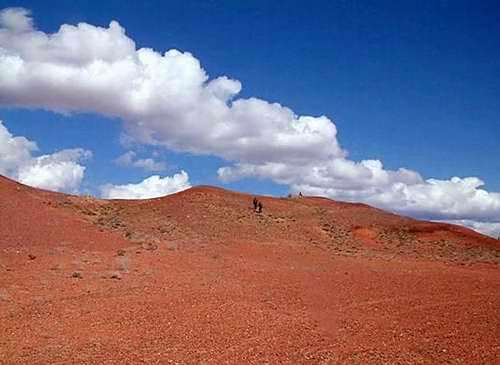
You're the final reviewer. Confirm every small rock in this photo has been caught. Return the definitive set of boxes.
[71,271,82,279]
[110,272,122,280]
[142,242,158,251]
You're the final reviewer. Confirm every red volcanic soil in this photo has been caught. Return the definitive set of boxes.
[1,175,499,364]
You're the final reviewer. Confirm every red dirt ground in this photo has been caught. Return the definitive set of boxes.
[0,175,499,364]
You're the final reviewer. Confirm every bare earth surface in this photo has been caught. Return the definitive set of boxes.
[0,175,499,364]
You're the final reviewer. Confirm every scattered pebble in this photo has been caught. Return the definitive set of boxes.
[71,271,82,279]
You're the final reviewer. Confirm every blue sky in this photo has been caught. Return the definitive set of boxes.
[0,1,499,235]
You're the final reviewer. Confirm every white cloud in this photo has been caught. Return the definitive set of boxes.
[0,7,33,32]
[0,120,90,193]
[0,8,342,165]
[0,8,499,237]
[288,173,500,222]
[100,171,190,199]
[115,151,166,172]
[439,220,500,239]
[217,161,500,238]
[0,119,37,174]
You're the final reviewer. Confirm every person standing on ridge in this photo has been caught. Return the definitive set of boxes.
[257,201,263,213]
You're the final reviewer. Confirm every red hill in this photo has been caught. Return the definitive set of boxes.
[1,175,499,364]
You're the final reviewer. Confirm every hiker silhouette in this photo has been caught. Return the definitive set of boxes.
[257,201,263,213]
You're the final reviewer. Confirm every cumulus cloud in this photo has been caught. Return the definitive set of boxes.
[288,173,500,222]
[0,8,499,237]
[114,151,166,172]
[0,7,33,32]
[0,9,341,166]
[0,120,90,193]
[440,220,500,239]
[100,171,190,199]
[218,161,500,236]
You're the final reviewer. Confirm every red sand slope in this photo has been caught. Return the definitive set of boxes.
[0,175,499,364]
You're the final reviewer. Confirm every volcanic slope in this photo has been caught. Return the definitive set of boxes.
[1,175,499,364]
